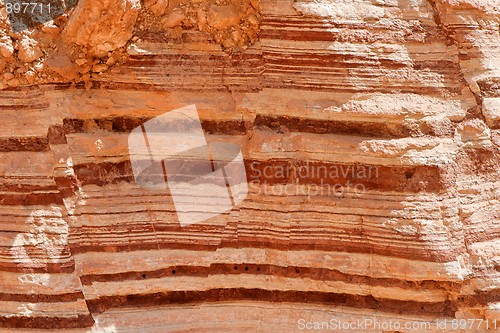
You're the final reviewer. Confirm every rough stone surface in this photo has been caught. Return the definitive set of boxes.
[17,36,42,63]
[1,0,500,331]
[62,0,141,57]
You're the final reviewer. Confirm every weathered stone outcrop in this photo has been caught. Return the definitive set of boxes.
[1,0,500,331]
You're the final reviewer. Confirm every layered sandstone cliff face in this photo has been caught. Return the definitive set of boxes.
[1,0,500,332]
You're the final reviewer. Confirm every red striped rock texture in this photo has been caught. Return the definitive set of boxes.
[1,0,500,331]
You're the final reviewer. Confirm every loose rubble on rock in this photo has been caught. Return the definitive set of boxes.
[0,0,260,88]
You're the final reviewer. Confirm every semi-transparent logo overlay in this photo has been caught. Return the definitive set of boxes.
[128,104,248,227]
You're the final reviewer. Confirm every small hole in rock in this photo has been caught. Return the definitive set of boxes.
[171,270,176,274]
[234,266,238,270]
[142,274,146,278]
[245,267,249,271]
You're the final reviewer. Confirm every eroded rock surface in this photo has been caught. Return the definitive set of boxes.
[1,0,500,331]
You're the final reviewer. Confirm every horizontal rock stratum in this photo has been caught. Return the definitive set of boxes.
[1,0,500,332]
